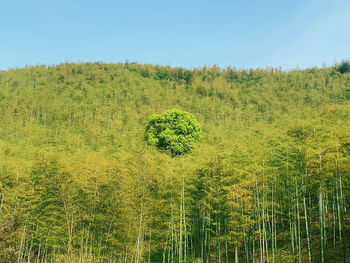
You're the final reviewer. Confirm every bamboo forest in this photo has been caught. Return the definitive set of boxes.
[1,62,350,263]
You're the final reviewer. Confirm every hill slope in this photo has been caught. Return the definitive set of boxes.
[1,63,350,262]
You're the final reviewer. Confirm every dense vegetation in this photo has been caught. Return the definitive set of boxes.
[145,109,202,156]
[0,62,350,262]
[337,60,350,74]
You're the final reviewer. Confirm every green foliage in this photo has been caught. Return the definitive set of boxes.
[0,62,350,262]
[154,70,174,81]
[145,109,201,156]
[337,60,350,73]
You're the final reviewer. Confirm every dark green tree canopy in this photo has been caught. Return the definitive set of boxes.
[145,109,202,156]
[337,60,350,74]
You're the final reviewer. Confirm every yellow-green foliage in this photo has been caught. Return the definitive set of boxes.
[1,62,350,262]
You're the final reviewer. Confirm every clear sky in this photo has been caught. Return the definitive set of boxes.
[1,0,350,70]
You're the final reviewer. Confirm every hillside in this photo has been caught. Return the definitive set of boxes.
[1,62,350,262]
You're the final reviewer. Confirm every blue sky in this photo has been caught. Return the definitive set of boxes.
[1,0,350,70]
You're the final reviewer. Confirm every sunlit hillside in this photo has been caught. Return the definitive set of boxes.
[1,62,350,262]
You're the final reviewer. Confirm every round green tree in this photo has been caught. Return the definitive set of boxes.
[145,109,202,156]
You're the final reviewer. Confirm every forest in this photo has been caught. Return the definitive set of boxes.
[0,61,350,262]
